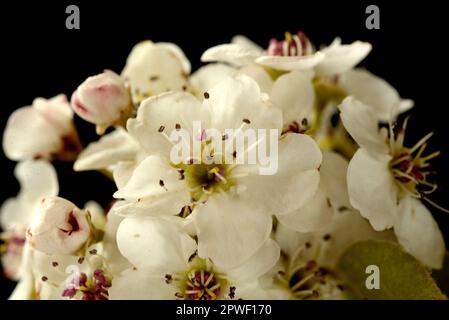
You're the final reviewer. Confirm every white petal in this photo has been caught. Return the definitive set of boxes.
[227,239,280,283]
[270,71,315,126]
[122,41,190,103]
[74,128,139,171]
[201,43,261,67]
[195,195,272,270]
[111,191,190,217]
[109,267,177,299]
[339,69,414,122]
[117,216,196,270]
[190,63,237,97]
[206,75,282,133]
[347,148,397,230]
[231,35,264,53]
[274,223,314,258]
[338,97,389,157]
[33,94,73,132]
[112,160,137,190]
[318,209,396,268]
[255,52,324,71]
[276,188,333,232]
[156,42,191,74]
[394,197,445,269]
[0,197,32,230]
[127,91,209,156]
[315,40,372,76]
[239,65,274,93]
[319,151,351,209]
[237,133,321,216]
[3,107,63,160]
[16,160,59,204]
[114,155,188,201]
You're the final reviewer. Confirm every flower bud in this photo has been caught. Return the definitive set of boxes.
[3,94,81,161]
[71,70,133,134]
[27,197,92,255]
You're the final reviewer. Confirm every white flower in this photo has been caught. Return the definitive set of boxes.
[339,97,445,268]
[71,70,133,134]
[0,160,58,280]
[109,217,280,300]
[201,33,370,74]
[3,95,80,161]
[26,243,113,300]
[27,197,93,255]
[122,41,191,104]
[113,75,322,267]
[265,208,395,299]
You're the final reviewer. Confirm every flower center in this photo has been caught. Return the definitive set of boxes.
[167,257,230,300]
[267,31,314,57]
[179,163,232,202]
[174,134,236,202]
[62,268,111,300]
[184,270,221,300]
[389,119,440,199]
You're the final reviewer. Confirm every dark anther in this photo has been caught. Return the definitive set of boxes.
[229,286,236,299]
[203,92,210,99]
[165,274,173,284]
[242,118,251,124]
[158,125,165,133]
[301,118,308,127]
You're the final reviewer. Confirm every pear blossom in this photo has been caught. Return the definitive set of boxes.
[26,197,94,255]
[71,70,134,134]
[0,160,58,280]
[338,97,445,268]
[26,243,113,300]
[201,33,370,75]
[3,94,80,161]
[109,217,280,300]
[122,41,191,104]
[263,209,395,300]
[113,75,323,267]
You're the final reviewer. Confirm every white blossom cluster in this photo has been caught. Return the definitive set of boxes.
[1,32,446,300]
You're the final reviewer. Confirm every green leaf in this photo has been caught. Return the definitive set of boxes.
[336,240,446,300]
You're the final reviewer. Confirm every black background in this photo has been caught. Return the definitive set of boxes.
[0,1,448,299]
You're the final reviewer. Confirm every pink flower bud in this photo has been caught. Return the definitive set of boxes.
[71,70,133,134]
[27,197,92,255]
